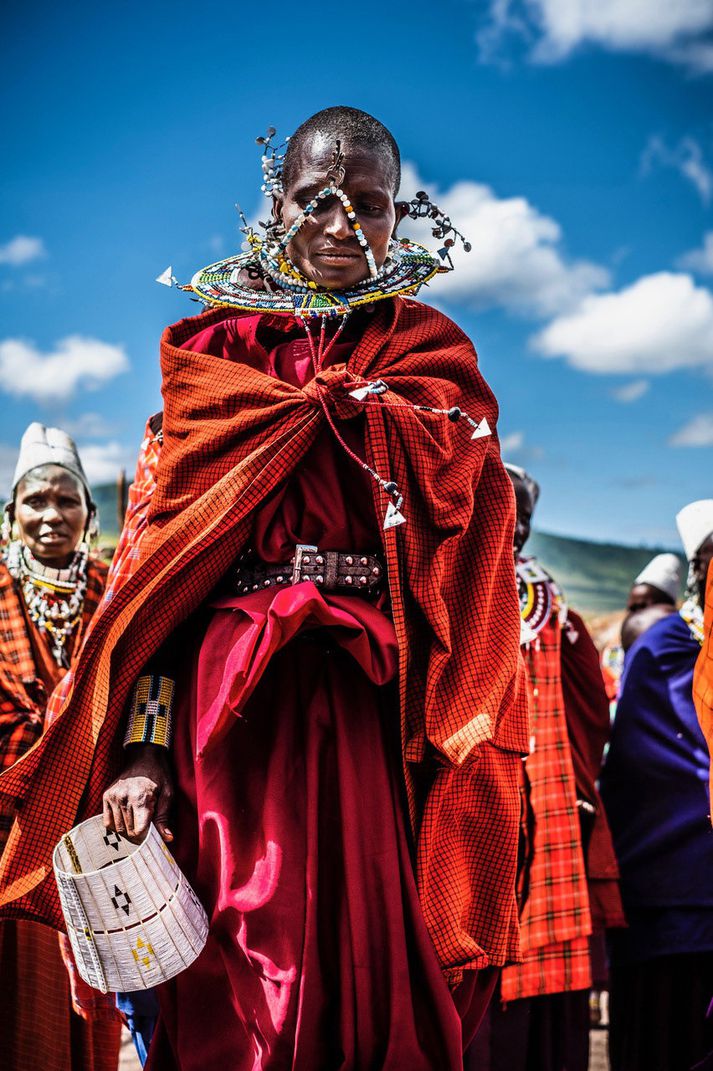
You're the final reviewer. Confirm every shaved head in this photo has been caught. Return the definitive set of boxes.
[282,106,401,193]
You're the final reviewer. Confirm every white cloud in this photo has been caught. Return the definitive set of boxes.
[612,379,650,402]
[76,441,133,484]
[532,272,713,374]
[678,231,713,275]
[500,431,525,453]
[670,413,713,447]
[399,163,609,317]
[641,136,713,204]
[0,235,47,267]
[0,336,129,403]
[63,412,113,437]
[478,0,713,73]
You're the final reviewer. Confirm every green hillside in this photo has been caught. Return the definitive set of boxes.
[91,484,684,614]
[528,530,686,613]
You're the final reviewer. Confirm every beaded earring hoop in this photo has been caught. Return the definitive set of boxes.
[404,190,472,267]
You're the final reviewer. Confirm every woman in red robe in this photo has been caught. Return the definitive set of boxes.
[0,423,121,1071]
[0,107,528,1070]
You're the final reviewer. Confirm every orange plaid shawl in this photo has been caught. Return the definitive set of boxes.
[0,299,529,979]
[694,569,713,807]
[0,555,107,782]
[501,569,592,1001]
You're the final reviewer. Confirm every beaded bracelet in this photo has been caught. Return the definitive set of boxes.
[123,675,175,749]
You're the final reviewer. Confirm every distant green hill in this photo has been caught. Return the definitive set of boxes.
[91,484,684,614]
[528,530,685,613]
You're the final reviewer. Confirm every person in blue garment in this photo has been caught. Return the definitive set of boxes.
[600,499,713,1071]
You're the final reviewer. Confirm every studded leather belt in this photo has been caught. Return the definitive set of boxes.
[233,544,384,595]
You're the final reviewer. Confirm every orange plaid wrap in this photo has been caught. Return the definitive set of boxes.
[694,567,713,809]
[0,557,107,848]
[501,604,592,1001]
[0,299,529,979]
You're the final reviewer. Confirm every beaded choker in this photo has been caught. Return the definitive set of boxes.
[5,541,89,667]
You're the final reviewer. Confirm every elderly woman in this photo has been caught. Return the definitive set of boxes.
[0,108,528,1070]
[0,423,120,1071]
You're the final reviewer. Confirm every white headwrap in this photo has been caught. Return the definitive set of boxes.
[12,422,91,501]
[676,500,713,562]
[633,553,681,602]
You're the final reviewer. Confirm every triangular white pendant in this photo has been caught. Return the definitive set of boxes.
[471,417,491,440]
[156,266,175,287]
[384,501,406,530]
[349,386,372,402]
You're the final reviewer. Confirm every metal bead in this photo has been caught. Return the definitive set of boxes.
[316,555,324,565]
[315,575,324,585]
[372,566,380,576]
[276,575,285,584]
[359,576,368,586]
[252,584,259,591]
[344,575,353,585]
[345,556,354,565]
[264,579,272,587]
[302,555,311,564]
[360,557,368,566]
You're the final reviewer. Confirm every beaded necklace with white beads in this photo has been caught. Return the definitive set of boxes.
[4,540,89,667]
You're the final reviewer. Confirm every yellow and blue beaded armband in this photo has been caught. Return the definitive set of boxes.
[123,675,175,748]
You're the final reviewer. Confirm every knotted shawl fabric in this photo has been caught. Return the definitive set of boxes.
[0,297,529,978]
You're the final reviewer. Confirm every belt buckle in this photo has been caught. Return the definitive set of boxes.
[291,544,318,585]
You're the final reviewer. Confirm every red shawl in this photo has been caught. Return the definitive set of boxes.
[0,298,529,977]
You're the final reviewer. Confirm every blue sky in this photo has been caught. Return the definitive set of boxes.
[2,0,712,546]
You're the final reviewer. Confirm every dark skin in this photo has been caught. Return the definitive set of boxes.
[103,131,409,845]
[626,582,674,613]
[10,465,91,568]
[692,533,713,601]
[274,134,408,291]
[511,476,534,557]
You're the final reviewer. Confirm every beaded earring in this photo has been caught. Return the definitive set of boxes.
[1,505,13,545]
[404,191,472,268]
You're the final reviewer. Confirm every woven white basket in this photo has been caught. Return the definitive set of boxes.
[53,815,209,993]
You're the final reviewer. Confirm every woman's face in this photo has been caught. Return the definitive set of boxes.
[12,465,89,567]
[276,135,403,291]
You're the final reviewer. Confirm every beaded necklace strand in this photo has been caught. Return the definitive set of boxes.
[5,541,89,667]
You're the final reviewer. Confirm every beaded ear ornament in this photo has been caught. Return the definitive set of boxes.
[157,127,484,531]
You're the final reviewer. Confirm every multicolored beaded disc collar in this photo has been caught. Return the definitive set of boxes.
[182,237,442,320]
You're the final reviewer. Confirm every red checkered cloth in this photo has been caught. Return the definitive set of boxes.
[501,572,592,1001]
[0,300,530,981]
[694,568,713,809]
[0,556,107,843]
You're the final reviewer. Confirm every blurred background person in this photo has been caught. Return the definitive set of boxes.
[600,499,713,1071]
[0,423,121,1071]
[601,552,682,706]
[468,464,623,1071]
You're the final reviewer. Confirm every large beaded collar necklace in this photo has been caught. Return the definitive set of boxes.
[156,127,485,532]
[5,540,89,668]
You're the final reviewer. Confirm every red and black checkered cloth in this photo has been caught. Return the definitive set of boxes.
[0,298,529,980]
[501,598,592,1001]
[0,557,107,848]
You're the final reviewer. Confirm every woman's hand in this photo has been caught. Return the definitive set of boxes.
[103,744,174,843]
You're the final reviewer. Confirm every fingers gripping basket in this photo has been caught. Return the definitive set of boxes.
[53,815,209,993]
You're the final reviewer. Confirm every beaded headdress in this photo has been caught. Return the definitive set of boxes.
[157,124,481,530]
[159,127,471,320]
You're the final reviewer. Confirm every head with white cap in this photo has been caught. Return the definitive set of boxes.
[5,423,95,568]
[676,499,713,603]
[504,463,540,557]
[627,552,681,612]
